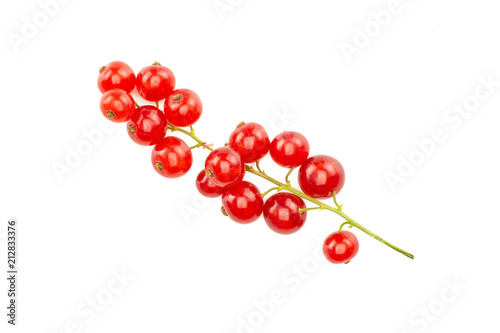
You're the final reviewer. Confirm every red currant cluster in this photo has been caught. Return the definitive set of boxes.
[97,60,414,264]
[98,60,200,178]
[201,125,359,263]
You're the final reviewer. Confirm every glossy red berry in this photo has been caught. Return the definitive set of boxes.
[222,181,263,224]
[270,131,310,168]
[323,231,359,264]
[196,170,224,198]
[98,61,136,94]
[136,62,175,101]
[205,147,245,187]
[228,122,270,163]
[151,137,193,178]
[298,155,345,199]
[127,105,167,146]
[99,89,136,123]
[263,193,307,235]
[164,89,202,127]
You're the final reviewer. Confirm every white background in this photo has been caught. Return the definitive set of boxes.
[1,0,500,332]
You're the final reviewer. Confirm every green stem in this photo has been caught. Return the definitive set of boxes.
[256,160,264,173]
[261,187,281,198]
[332,190,343,211]
[339,221,352,231]
[298,206,322,214]
[245,165,414,260]
[285,167,296,185]
[170,127,414,260]
[168,122,214,152]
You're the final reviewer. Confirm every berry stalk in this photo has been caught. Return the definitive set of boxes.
[171,124,414,260]
[168,123,214,152]
[246,165,414,259]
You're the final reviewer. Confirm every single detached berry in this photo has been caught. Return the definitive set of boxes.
[298,155,345,199]
[270,131,310,168]
[98,61,136,94]
[222,181,263,224]
[205,147,245,187]
[164,89,203,127]
[99,89,136,123]
[127,105,167,146]
[228,122,270,163]
[136,62,176,101]
[196,170,224,198]
[323,230,359,264]
[263,192,307,235]
[151,136,193,178]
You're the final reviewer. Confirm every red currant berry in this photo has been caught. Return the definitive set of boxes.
[164,89,202,127]
[127,105,167,146]
[222,181,263,224]
[205,147,245,187]
[298,155,345,199]
[228,122,270,163]
[136,62,175,101]
[196,170,224,198]
[323,231,359,264]
[151,137,193,178]
[97,61,135,94]
[99,89,136,123]
[263,192,307,235]
[270,131,310,168]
